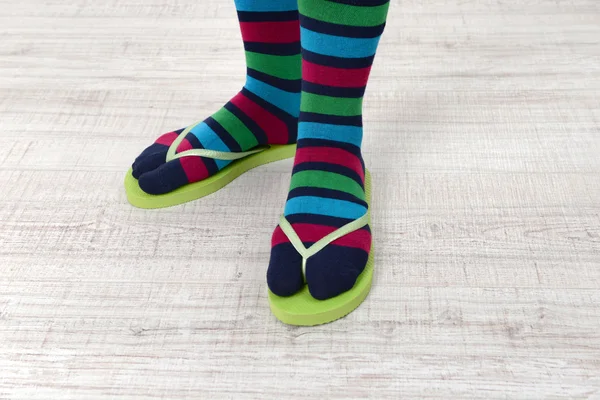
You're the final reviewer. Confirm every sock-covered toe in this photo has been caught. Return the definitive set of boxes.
[305,241,370,301]
[137,159,191,195]
[267,243,304,297]
[132,143,169,179]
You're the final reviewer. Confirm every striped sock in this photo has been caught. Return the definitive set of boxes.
[132,0,301,195]
[267,0,390,300]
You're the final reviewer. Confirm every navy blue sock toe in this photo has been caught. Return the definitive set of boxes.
[137,159,190,195]
[267,243,304,297]
[132,143,169,179]
[305,245,369,300]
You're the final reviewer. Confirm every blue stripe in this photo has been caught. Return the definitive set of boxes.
[284,196,367,220]
[245,76,301,117]
[247,68,301,92]
[189,122,232,169]
[288,187,367,204]
[300,28,381,58]
[298,122,363,147]
[235,0,298,12]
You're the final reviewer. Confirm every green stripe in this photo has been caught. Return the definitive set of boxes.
[299,0,389,27]
[212,108,258,149]
[301,93,363,116]
[290,170,365,200]
[245,52,302,80]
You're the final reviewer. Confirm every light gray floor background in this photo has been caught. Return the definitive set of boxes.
[1,1,599,399]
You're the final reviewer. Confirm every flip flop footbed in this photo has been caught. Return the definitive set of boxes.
[124,144,296,209]
[268,170,373,326]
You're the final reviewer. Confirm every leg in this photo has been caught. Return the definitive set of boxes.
[131,0,301,195]
[268,0,390,300]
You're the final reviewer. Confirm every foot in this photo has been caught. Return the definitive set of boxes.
[132,1,302,195]
[267,137,372,300]
[266,0,389,301]
[132,87,299,195]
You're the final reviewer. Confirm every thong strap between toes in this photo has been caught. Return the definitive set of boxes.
[278,212,370,281]
[166,120,269,162]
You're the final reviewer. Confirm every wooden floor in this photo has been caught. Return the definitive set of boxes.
[1,0,599,398]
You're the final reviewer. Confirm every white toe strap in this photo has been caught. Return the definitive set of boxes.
[278,212,370,281]
[166,120,268,162]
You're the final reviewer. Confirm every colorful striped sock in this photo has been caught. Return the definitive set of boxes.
[132,0,301,195]
[267,0,390,300]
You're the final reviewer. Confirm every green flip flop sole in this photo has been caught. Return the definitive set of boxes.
[124,143,296,209]
[268,170,373,326]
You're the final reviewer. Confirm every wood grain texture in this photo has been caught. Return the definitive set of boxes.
[1,0,600,398]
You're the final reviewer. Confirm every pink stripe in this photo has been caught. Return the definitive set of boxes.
[230,92,289,144]
[176,138,193,152]
[178,156,209,183]
[272,223,371,252]
[240,21,300,44]
[155,131,179,146]
[293,147,365,181]
[303,61,371,88]
[272,226,288,247]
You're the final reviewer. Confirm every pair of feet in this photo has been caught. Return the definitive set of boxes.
[130,91,372,302]
[128,0,391,309]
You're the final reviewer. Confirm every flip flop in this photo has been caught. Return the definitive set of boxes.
[124,121,296,209]
[268,170,373,326]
